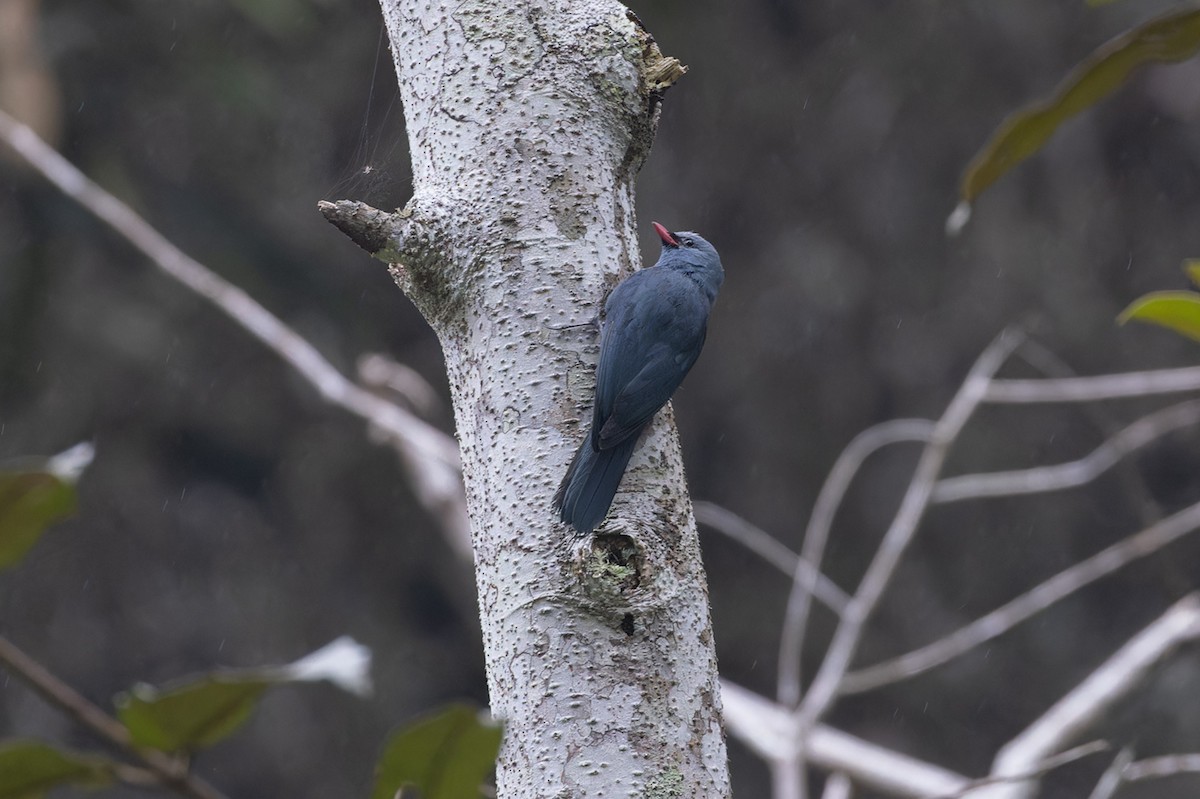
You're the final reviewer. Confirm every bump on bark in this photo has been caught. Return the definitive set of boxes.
[639,36,687,91]
[624,9,687,91]
[614,8,687,181]
[318,197,468,331]
[317,200,398,257]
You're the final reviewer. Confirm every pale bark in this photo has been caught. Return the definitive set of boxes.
[321,1,729,796]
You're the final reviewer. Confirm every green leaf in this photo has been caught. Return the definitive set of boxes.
[960,8,1200,203]
[113,638,372,753]
[0,740,115,798]
[1184,259,1200,289]
[371,704,503,799]
[0,472,76,570]
[115,677,270,752]
[1118,291,1200,342]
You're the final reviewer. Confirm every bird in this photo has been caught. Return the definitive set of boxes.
[555,222,724,533]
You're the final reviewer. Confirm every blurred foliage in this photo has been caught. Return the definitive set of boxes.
[114,636,374,754]
[0,448,491,795]
[960,7,1200,205]
[0,741,114,799]
[0,470,75,570]
[371,704,503,799]
[0,631,496,799]
[1120,259,1200,341]
[116,677,270,753]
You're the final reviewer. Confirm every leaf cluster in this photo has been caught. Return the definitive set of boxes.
[0,455,500,799]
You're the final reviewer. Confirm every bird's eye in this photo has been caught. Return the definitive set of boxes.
[682,237,694,247]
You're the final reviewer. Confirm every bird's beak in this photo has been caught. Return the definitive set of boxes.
[653,221,680,247]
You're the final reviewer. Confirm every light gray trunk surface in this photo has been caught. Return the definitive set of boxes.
[325,2,730,795]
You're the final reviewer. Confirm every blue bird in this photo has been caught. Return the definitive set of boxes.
[555,222,724,533]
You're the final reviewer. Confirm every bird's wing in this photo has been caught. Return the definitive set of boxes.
[592,270,708,450]
[597,333,705,449]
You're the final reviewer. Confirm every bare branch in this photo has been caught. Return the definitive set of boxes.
[1011,338,1163,528]
[821,773,852,799]
[0,108,471,557]
[777,419,934,707]
[0,635,229,799]
[317,199,402,257]
[720,680,970,798]
[986,367,1200,403]
[926,741,1111,799]
[796,330,1023,730]
[770,759,805,799]
[1086,747,1133,799]
[357,352,444,418]
[841,499,1200,693]
[694,502,850,616]
[963,594,1200,799]
[804,724,968,799]
[932,400,1200,503]
[1123,753,1200,782]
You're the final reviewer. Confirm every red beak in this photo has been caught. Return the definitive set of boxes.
[652,221,679,247]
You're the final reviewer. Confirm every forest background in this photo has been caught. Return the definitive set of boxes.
[4,0,1200,796]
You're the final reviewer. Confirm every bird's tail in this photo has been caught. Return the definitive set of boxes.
[554,433,639,533]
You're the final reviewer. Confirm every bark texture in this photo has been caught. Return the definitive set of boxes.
[324,1,729,795]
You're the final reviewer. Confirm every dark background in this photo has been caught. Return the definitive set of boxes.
[4,0,1200,796]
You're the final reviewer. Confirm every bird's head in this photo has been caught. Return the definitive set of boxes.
[653,221,724,297]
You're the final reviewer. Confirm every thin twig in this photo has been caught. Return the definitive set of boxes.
[1123,753,1200,781]
[111,763,167,788]
[1086,747,1134,799]
[0,108,471,558]
[841,499,1200,693]
[925,741,1111,799]
[931,400,1200,503]
[796,330,1023,730]
[963,594,1200,799]
[986,367,1200,403]
[1013,338,1163,528]
[0,635,229,799]
[778,419,934,707]
[720,680,970,798]
[357,352,444,418]
[0,636,132,748]
[694,502,851,616]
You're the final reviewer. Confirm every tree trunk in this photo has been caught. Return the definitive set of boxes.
[322,1,730,795]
